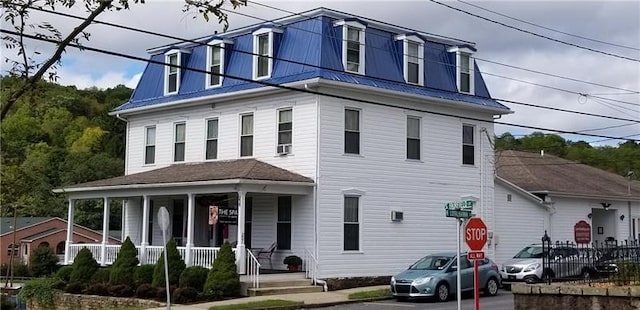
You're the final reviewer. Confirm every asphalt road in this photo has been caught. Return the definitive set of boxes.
[324,291,514,310]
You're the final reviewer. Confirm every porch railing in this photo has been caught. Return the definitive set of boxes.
[246,249,261,288]
[303,248,318,285]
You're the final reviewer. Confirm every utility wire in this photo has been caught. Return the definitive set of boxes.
[456,0,640,52]
[577,123,639,133]
[427,0,640,63]
[4,28,637,143]
[18,4,640,123]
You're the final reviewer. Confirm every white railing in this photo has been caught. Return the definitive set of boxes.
[104,245,120,265]
[144,246,164,264]
[246,249,261,288]
[303,248,318,285]
[69,244,102,264]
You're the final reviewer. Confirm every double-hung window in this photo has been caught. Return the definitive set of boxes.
[462,124,474,165]
[407,116,421,160]
[174,122,186,162]
[252,28,281,80]
[277,109,292,153]
[208,44,223,87]
[165,51,182,95]
[344,108,360,154]
[240,114,254,157]
[256,34,269,78]
[277,196,292,250]
[206,119,218,160]
[343,196,360,251]
[335,20,366,75]
[145,126,156,165]
[448,46,475,94]
[396,35,424,85]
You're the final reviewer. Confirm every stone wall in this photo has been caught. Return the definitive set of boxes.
[512,283,640,310]
[325,276,391,291]
[27,293,164,310]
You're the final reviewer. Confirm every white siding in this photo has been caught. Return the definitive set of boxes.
[315,88,497,278]
[123,197,142,244]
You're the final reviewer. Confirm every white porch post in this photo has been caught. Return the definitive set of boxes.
[236,191,247,274]
[100,197,111,266]
[141,195,150,264]
[186,193,195,265]
[64,199,75,264]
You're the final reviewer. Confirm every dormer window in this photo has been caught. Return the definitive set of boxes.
[164,48,190,95]
[252,27,282,80]
[448,46,476,94]
[206,39,232,88]
[395,34,424,85]
[335,20,366,75]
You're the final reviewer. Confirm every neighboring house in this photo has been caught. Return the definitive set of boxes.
[53,8,511,282]
[0,217,119,267]
[493,150,640,265]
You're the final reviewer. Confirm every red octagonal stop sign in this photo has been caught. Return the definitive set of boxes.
[465,218,488,251]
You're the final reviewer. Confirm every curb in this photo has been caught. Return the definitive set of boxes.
[282,296,393,309]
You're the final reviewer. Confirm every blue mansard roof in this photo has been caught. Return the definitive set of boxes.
[115,9,509,113]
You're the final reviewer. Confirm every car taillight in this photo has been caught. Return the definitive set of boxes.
[492,261,498,271]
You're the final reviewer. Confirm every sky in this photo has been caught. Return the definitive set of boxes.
[2,0,639,146]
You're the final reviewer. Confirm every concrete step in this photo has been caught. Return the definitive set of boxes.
[248,285,324,296]
[256,279,314,288]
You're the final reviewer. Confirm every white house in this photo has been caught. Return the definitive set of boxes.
[493,150,640,265]
[54,8,511,284]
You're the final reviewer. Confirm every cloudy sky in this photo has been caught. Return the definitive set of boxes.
[3,0,639,146]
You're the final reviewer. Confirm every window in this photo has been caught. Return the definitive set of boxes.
[252,28,281,79]
[165,52,179,94]
[172,199,184,246]
[7,244,18,257]
[206,119,218,160]
[145,126,156,165]
[174,122,186,162]
[460,53,471,93]
[463,124,474,165]
[407,116,421,160]
[277,109,292,152]
[245,197,253,249]
[344,109,360,154]
[56,242,65,255]
[256,34,269,78]
[396,35,424,85]
[240,114,254,157]
[277,196,292,250]
[208,44,223,87]
[344,196,360,251]
[335,20,366,74]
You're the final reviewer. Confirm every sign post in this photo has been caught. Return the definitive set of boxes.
[444,200,474,310]
[465,217,488,310]
[158,207,171,310]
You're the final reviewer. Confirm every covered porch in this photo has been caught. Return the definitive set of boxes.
[54,159,317,288]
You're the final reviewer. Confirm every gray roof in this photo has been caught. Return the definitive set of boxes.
[496,150,640,199]
[63,159,313,189]
[21,228,63,242]
[0,217,52,235]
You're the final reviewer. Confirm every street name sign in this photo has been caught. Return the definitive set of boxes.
[446,209,472,218]
[445,200,474,210]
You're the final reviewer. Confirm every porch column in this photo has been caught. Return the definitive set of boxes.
[236,191,246,274]
[141,195,150,264]
[100,197,110,266]
[64,199,75,264]
[185,193,195,265]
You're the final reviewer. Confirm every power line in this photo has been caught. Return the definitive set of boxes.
[427,0,640,63]
[456,0,640,52]
[577,123,639,133]
[4,28,637,143]
[18,4,640,123]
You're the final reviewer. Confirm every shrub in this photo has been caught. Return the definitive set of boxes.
[179,266,209,292]
[283,255,302,266]
[203,242,240,299]
[152,239,186,287]
[135,283,157,299]
[18,277,62,309]
[28,246,59,277]
[1,262,30,277]
[83,283,110,296]
[108,284,135,297]
[156,285,177,301]
[612,260,640,285]
[68,247,99,290]
[172,287,198,304]
[65,282,84,294]
[55,265,73,283]
[91,267,111,284]
[109,237,139,287]
[134,264,155,286]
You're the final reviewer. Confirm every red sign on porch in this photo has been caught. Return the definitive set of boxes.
[574,220,591,244]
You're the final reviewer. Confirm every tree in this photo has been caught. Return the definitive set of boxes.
[203,242,239,299]
[152,238,186,287]
[68,247,98,289]
[109,236,139,286]
[28,246,59,277]
[1,0,246,120]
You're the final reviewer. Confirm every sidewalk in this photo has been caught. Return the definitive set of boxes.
[148,285,390,309]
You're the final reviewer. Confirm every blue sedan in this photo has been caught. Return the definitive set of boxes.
[390,252,501,302]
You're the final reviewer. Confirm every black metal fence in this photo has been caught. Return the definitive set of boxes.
[541,231,640,285]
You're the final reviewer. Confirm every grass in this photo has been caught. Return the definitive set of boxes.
[209,299,302,310]
[348,288,392,300]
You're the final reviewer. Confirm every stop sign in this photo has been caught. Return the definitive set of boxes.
[465,218,488,251]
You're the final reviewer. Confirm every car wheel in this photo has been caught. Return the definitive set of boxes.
[581,268,591,279]
[436,282,449,302]
[484,277,499,296]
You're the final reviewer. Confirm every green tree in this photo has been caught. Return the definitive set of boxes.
[203,242,239,299]
[109,236,139,286]
[152,238,186,287]
[68,247,98,289]
[28,246,59,277]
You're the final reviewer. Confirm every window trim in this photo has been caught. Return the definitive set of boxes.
[395,34,424,86]
[252,27,282,80]
[173,122,186,162]
[239,113,254,157]
[448,46,475,95]
[206,39,232,88]
[164,49,184,95]
[406,115,421,160]
[344,107,362,155]
[462,123,475,166]
[335,20,366,75]
[343,195,362,252]
[144,126,156,165]
[276,107,293,155]
[205,118,219,161]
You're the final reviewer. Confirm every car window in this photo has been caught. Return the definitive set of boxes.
[514,245,543,258]
[458,257,471,269]
[409,255,452,270]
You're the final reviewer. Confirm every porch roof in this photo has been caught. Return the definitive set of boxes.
[56,159,313,193]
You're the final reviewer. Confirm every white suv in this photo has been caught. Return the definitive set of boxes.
[500,244,544,288]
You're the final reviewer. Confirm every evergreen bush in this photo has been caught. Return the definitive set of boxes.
[109,236,139,286]
[18,277,63,309]
[91,267,111,284]
[203,242,240,299]
[68,247,98,290]
[108,284,135,297]
[135,283,156,299]
[152,239,186,287]
[55,265,73,283]
[1,262,30,277]
[179,266,209,292]
[83,283,110,296]
[172,287,198,304]
[28,246,59,277]
[134,264,155,286]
